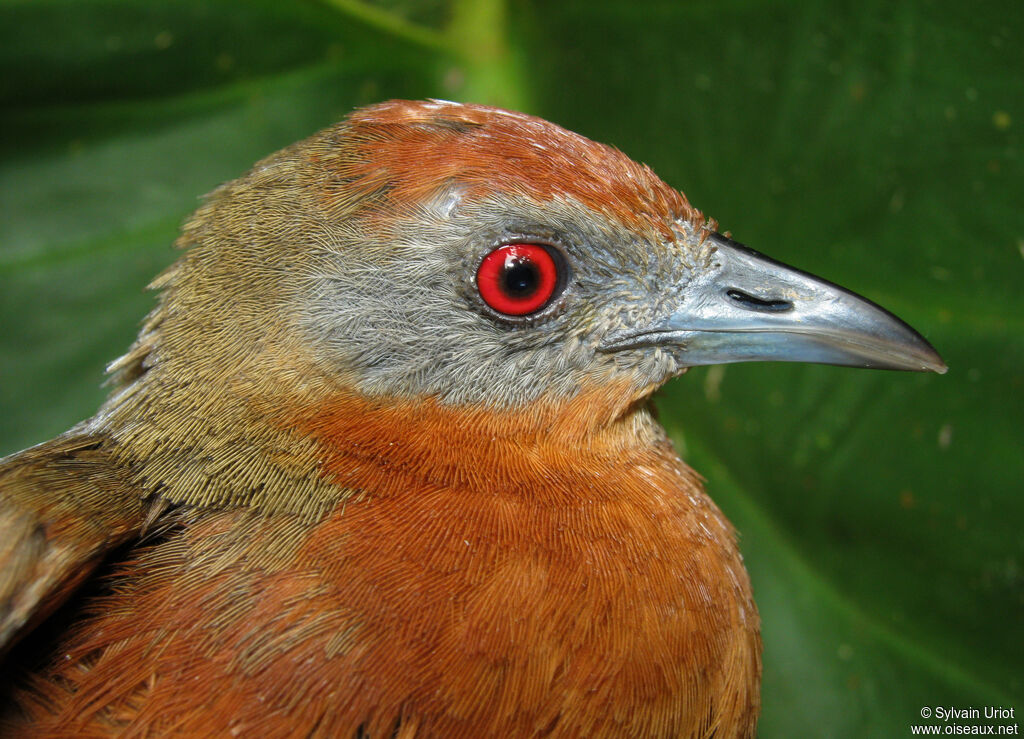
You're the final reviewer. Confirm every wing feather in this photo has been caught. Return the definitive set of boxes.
[0,432,150,656]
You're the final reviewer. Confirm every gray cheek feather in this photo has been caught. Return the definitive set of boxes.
[299,193,705,408]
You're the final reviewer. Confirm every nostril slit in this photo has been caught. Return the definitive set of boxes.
[726,289,793,312]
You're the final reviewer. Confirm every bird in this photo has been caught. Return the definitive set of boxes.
[0,99,945,737]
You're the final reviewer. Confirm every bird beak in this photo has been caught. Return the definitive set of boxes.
[602,234,947,373]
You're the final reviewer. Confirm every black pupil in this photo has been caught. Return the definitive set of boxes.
[502,258,540,297]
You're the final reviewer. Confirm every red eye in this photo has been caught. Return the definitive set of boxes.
[477,244,561,316]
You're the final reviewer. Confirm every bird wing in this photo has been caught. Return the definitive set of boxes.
[0,431,151,656]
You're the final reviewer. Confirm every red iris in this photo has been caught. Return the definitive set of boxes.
[477,244,560,316]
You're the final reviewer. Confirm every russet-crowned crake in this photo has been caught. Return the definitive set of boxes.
[0,100,945,737]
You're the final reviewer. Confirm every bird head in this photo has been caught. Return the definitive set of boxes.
[98,99,945,514]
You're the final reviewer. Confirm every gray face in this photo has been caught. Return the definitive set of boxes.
[301,177,945,411]
[303,189,714,408]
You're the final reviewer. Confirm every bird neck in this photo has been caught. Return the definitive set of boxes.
[297,380,670,507]
[95,370,669,516]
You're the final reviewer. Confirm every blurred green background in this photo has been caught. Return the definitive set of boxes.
[1,0,1020,735]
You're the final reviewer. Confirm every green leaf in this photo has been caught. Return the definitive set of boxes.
[2,0,1020,735]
